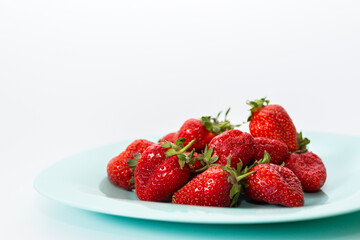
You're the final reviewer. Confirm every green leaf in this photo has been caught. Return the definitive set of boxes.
[230,184,239,198]
[175,138,186,146]
[204,122,213,131]
[247,97,269,122]
[188,158,195,164]
[262,151,271,164]
[177,153,186,160]
[225,108,231,120]
[236,161,243,175]
[230,192,240,207]
[187,149,195,159]
[247,115,252,122]
[295,131,311,153]
[204,147,213,161]
[298,131,303,139]
[212,125,220,133]
[165,149,177,158]
[161,142,172,148]
[227,176,236,184]
[247,100,258,108]
[178,159,186,169]
[200,109,239,134]
[226,155,231,166]
[129,177,135,184]
[133,153,141,160]
[209,156,218,164]
[127,159,137,167]
[242,166,249,174]
[201,116,211,123]
[229,170,237,180]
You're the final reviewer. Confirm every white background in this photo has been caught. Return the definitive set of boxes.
[1,0,360,239]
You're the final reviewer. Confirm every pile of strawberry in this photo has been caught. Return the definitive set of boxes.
[107,98,327,208]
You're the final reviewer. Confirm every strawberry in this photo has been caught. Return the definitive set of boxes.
[172,154,268,207]
[253,137,290,165]
[247,98,298,152]
[177,109,239,151]
[159,132,177,144]
[172,165,233,207]
[284,132,327,191]
[107,139,154,190]
[208,129,255,168]
[244,163,304,207]
[134,138,195,201]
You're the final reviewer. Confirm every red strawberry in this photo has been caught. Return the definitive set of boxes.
[134,139,195,201]
[159,132,177,144]
[244,163,304,207]
[177,109,239,151]
[173,153,270,207]
[247,98,298,152]
[208,129,255,168]
[284,132,327,191]
[107,139,154,190]
[172,165,232,207]
[253,137,290,165]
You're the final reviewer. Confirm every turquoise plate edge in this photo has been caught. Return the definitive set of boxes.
[34,131,360,224]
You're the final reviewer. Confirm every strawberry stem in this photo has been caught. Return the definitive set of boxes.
[193,165,209,173]
[236,171,256,181]
[179,140,195,153]
[218,121,230,129]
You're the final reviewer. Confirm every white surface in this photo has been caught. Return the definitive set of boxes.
[0,0,360,239]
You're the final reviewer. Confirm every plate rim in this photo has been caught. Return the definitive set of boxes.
[34,131,360,224]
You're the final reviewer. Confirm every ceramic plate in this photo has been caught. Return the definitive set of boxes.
[34,132,360,224]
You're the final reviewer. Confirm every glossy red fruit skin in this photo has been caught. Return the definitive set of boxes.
[135,144,190,201]
[285,152,326,191]
[172,165,232,207]
[253,137,290,165]
[107,139,154,190]
[177,118,215,151]
[244,164,304,207]
[159,132,178,144]
[249,104,298,152]
[208,129,255,168]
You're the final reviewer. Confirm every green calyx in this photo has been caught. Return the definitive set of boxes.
[191,146,219,173]
[127,153,141,185]
[200,108,240,134]
[161,138,196,169]
[294,131,311,153]
[246,97,270,122]
[221,151,271,207]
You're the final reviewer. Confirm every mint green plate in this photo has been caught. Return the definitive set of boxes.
[34,132,360,224]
